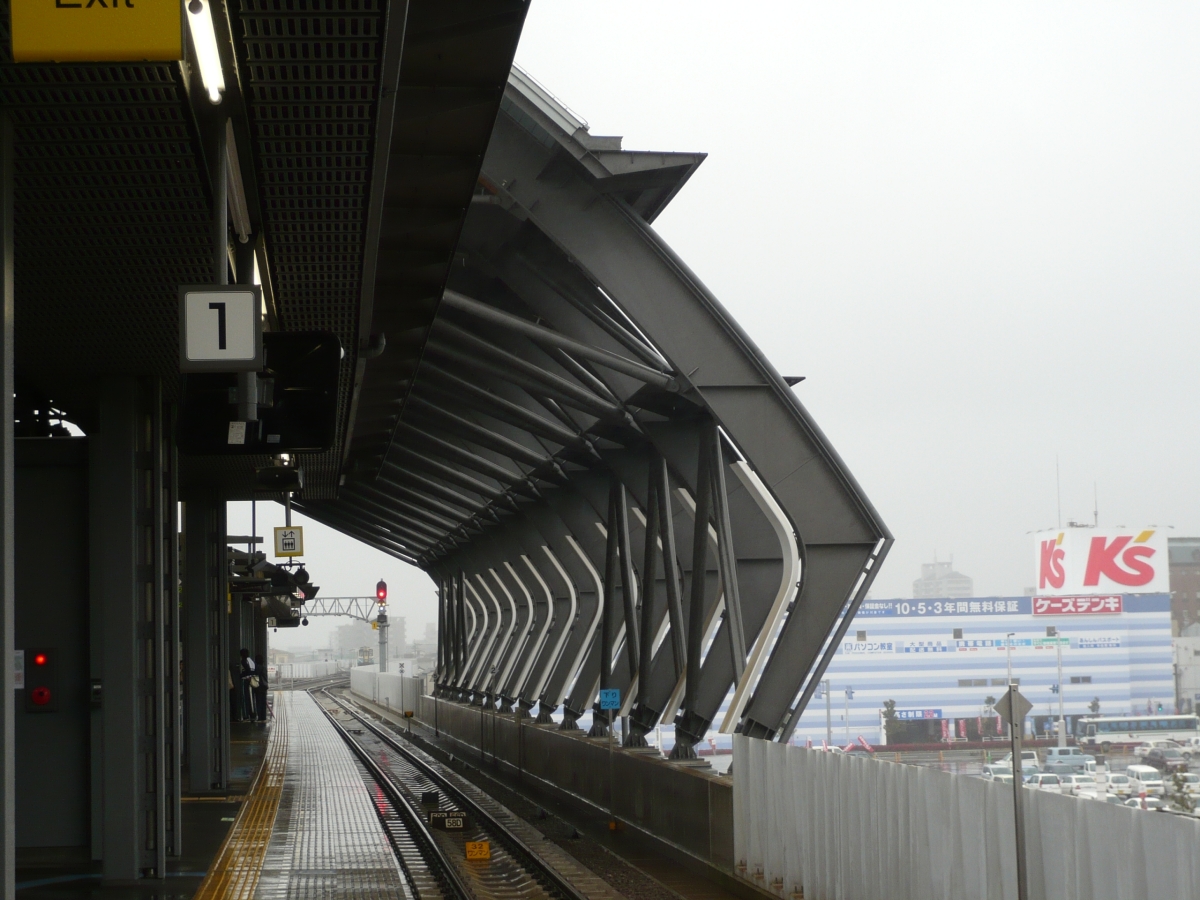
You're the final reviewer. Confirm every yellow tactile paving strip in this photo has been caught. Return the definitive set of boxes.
[193,692,289,900]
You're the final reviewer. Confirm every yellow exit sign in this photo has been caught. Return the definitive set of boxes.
[10,0,182,63]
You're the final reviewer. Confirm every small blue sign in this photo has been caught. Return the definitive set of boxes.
[599,688,621,710]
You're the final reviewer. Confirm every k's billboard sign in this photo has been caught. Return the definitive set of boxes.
[1034,528,1168,596]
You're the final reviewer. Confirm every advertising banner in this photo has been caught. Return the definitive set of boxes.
[1034,528,1168,596]
[1032,595,1122,616]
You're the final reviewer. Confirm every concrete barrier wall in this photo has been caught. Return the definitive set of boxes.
[733,733,1200,900]
[351,672,733,871]
[277,661,342,679]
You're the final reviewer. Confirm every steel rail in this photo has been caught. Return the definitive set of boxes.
[312,689,473,900]
[324,690,593,900]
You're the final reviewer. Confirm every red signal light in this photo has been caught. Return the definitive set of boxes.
[33,653,47,666]
[376,579,387,602]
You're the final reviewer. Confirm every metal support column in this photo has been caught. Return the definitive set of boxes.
[228,595,245,720]
[656,458,686,679]
[183,492,228,792]
[0,110,15,900]
[708,423,746,680]
[455,571,466,690]
[253,605,268,684]
[91,379,168,880]
[591,481,621,738]
[672,434,712,760]
[614,483,639,680]
[378,606,388,673]
[436,577,445,683]
[162,404,181,856]
[627,463,659,747]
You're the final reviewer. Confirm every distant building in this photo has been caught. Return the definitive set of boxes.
[913,558,973,599]
[389,616,407,658]
[1169,538,1200,711]
[334,621,375,659]
[1169,538,1200,633]
[789,593,1173,745]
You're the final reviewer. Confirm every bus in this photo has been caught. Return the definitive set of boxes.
[1075,714,1200,752]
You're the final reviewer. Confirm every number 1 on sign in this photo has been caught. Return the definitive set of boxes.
[208,302,227,350]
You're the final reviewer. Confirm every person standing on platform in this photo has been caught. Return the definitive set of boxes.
[240,648,256,722]
[254,654,269,723]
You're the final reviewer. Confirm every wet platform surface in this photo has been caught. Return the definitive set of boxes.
[190,691,408,900]
[254,692,408,900]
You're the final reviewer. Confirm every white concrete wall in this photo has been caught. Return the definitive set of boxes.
[733,734,1200,900]
[276,660,342,680]
[348,667,421,712]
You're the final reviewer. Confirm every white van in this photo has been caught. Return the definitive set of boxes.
[1126,764,1165,796]
[1044,746,1094,774]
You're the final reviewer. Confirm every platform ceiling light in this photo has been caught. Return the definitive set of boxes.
[187,0,225,104]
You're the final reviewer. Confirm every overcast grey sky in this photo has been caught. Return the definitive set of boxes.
[514,3,1200,599]
[267,3,1200,652]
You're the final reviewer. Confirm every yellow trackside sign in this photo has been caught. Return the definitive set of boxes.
[10,0,182,63]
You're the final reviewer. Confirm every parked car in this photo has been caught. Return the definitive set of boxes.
[1134,740,1181,758]
[1126,764,1166,796]
[1098,773,1133,797]
[999,750,1040,776]
[1144,748,1189,774]
[1078,790,1124,804]
[1061,774,1100,796]
[1171,772,1200,795]
[1025,773,1063,793]
[1125,796,1166,811]
[1044,746,1096,775]
[981,764,1013,781]
[1177,737,1200,760]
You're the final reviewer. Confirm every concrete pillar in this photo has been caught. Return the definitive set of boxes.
[0,110,15,900]
[182,492,228,792]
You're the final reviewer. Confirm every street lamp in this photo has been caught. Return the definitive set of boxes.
[1047,626,1066,747]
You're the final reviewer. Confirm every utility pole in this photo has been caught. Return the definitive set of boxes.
[997,685,1032,900]
[822,678,832,745]
[1006,633,1015,685]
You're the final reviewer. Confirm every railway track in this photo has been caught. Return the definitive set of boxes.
[314,688,611,900]
[282,671,350,692]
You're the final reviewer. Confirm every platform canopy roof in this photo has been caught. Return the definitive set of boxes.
[2,0,890,743]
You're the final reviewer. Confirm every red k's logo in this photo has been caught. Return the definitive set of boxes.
[1039,538,1065,589]
[1083,532,1156,587]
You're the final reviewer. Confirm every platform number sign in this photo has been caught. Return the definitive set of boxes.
[599,688,621,710]
[274,526,304,558]
[179,286,263,372]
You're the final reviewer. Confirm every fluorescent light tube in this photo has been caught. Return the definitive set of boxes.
[187,0,225,104]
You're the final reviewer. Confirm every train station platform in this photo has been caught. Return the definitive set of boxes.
[195,691,409,900]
